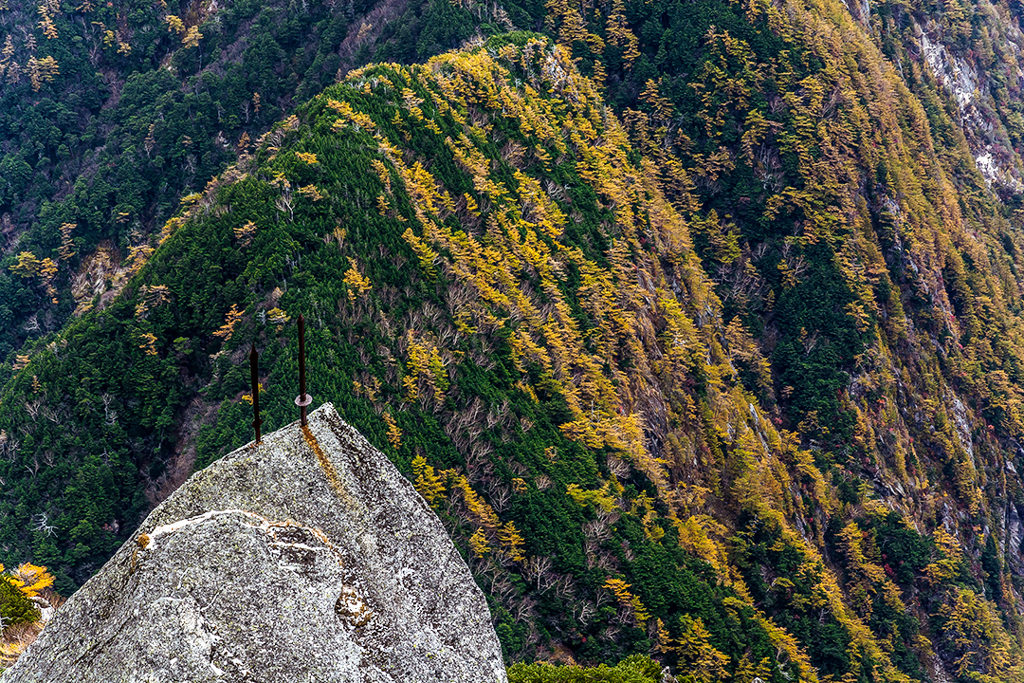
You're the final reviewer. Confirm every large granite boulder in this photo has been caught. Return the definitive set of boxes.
[2,404,507,683]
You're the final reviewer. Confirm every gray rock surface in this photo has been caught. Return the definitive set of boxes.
[2,404,508,683]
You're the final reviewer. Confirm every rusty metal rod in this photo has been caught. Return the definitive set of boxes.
[299,314,306,403]
[250,343,262,444]
[294,314,312,426]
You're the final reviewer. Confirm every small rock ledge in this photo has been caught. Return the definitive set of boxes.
[2,404,507,683]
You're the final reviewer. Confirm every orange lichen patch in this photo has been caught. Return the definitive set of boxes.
[301,424,354,510]
[335,585,372,628]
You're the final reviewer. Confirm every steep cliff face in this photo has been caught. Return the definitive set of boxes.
[0,404,507,682]
[870,0,1024,194]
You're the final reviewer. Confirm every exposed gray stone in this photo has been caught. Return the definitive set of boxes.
[2,404,507,683]
[1009,505,1024,575]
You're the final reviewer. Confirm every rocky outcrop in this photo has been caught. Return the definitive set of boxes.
[1,404,507,683]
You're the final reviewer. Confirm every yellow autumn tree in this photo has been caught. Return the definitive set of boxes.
[469,527,490,558]
[213,304,243,340]
[383,410,402,449]
[298,184,324,201]
[58,222,76,261]
[640,78,672,118]
[37,6,57,39]
[164,14,184,35]
[8,563,54,598]
[137,332,158,356]
[605,0,640,67]
[402,335,449,401]
[924,528,966,586]
[9,252,42,278]
[672,614,731,683]
[499,521,526,562]
[181,25,202,48]
[234,221,257,247]
[411,455,446,507]
[343,259,372,302]
[604,578,650,625]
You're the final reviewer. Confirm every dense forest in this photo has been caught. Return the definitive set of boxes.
[5,0,1024,678]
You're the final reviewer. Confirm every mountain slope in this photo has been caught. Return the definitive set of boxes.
[8,0,1024,674]
[0,0,484,361]
[6,37,798,672]
[5,33,1024,682]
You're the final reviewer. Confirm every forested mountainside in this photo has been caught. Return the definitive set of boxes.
[6,0,1024,676]
[0,0,486,361]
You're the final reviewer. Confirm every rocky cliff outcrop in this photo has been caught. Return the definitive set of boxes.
[1,404,507,683]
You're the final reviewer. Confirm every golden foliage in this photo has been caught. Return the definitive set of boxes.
[669,615,731,683]
[268,33,1024,676]
[135,284,171,319]
[266,307,290,325]
[469,527,490,558]
[411,455,446,508]
[937,587,1024,680]
[640,78,671,118]
[342,259,372,302]
[37,5,57,39]
[499,521,526,562]
[58,223,76,261]
[137,332,158,356]
[233,221,257,247]
[164,14,184,34]
[565,482,618,512]
[383,410,402,449]
[9,252,42,278]
[26,56,59,91]
[924,528,966,586]
[9,252,59,302]
[444,472,501,531]
[181,25,202,48]
[604,0,639,67]
[8,563,54,598]
[604,578,650,625]
[213,304,243,340]
[402,334,449,402]
[125,244,153,278]
[298,184,324,201]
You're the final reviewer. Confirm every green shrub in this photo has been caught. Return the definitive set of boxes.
[0,577,38,629]
[508,655,662,682]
